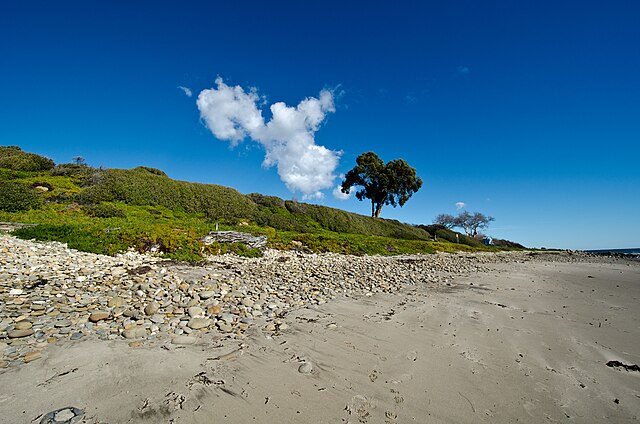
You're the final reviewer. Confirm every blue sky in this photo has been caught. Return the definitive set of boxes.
[1,1,638,249]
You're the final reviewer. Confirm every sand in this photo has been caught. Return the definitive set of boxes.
[1,256,639,423]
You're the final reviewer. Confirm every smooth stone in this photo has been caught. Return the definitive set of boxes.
[208,305,222,315]
[0,360,8,368]
[9,289,23,296]
[8,329,34,338]
[220,313,235,323]
[54,408,77,422]
[188,306,203,318]
[298,362,313,374]
[150,314,165,324]
[128,341,143,348]
[123,327,148,339]
[108,297,126,308]
[199,291,214,299]
[23,351,42,363]
[278,323,289,331]
[241,298,254,307]
[144,301,160,316]
[55,319,72,328]
[264,323,276,332]
[217,322,232,332]
[14,321,33,330]
[70,332,84,340]
[171,335,197,345]
[187,318,210,329]
[89,311,110,322]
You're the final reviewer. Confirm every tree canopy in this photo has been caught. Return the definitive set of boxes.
[433,211,494,237]
[341,152,423,218]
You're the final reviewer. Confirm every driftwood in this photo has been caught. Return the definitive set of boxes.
[201,231,267,249]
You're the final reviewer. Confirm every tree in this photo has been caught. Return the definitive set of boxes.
[341,152,423,218]
[434,211,494,237]
[433,213,456,229]
[72,156,86,165]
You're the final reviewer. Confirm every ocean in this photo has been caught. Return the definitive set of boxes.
[586,248,640,254]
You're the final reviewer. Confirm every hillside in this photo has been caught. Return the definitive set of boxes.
[0,146,510,261]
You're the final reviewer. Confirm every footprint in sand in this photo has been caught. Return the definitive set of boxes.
[368,369,379,382]
[345,394,375,423]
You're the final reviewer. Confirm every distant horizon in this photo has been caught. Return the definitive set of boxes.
[1,2,638,251]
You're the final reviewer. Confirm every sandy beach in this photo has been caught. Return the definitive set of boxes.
[1,238,639,423]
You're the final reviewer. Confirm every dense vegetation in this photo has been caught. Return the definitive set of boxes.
[0,146,518,262]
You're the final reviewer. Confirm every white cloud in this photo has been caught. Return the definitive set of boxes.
[197,77,340,197]
[455,201,466,210]
[178,86,193,97]
[332,174,351,200]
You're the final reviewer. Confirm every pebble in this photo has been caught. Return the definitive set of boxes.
[188,306,203,317]
[89,311,110,322]
[55,319,72,328]
[23,351,42,363]
[187,318,210,329]
[298,362,313,374]
[208,305,222,315]
[8,329,35,338]
[144,301,160,315]
[15,321,33,330]
[217,322,232,332]
[123,327,148,339]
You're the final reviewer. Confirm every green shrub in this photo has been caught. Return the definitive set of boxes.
[0,146,55,172]
[77,168,258,220]
[0,181,42,212]
[83,202,128,218]
[12,224,128,255]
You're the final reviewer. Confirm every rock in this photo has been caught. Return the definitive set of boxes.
[9,288,23,296]
[171,335,197,345]
[0,360,8,368]
[187,318,210,329]
[217,322,233,332]
[108,297,126,308]
[188,306,204,317]
[55,319,72,328]
[278,323,289,331]
[241,298,254,307]
[220,313,235,323]
[70,332,84,340]
[264,323,276,332]
[128,341,143,348]
[23,351,42,363]
[8,329,34,338]
[123,327,148,339]
[208,305,222,315]
[89,311,110,322]
[298,362,313,374]
[144,301,160,316]
[39,407,84,424]
[14,321,33,330]
[199,291,215,299]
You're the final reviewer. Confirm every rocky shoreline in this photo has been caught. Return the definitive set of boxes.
[0,234,625,370]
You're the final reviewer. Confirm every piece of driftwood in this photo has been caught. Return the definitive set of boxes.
[201,231,267,249]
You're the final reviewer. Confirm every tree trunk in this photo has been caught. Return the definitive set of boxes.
[373,203,383,218]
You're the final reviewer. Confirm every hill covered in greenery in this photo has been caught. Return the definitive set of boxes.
[0,146,516,261]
